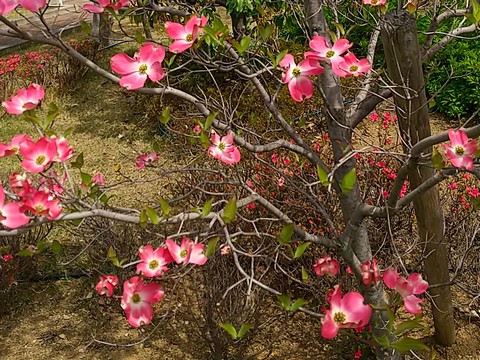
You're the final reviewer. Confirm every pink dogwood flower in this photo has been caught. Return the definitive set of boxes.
[2,84,45,115]
[383,268,429,314]
[50,136,74,162]
[208,131,241,165]
[362,0,386,6]
[321,285,372,339]
[111,43,165,90]
[305,35,352,76]
[313,256,340,276]
[135,152,159,170]
[21,190,62,220]
[136,245,173,278]
[92,173,105,186]
[360,259,381,286]
[0,134,32,158]
[9,172,32,197]
[279,54,324,102]
[95,274,119,297]
[335,52,372,77]
[165,237,208,266]
[165,16,208,53]
[0,186,29,229]
[121,276,164,327]
[19,136,57,173]
[18,0,45,12]
[0,0,18,15]
[83,0,129,13]
[443,129,477,170]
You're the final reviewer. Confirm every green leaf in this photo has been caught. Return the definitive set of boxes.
[219,323,237,339]
[160,107,171,125]
[145,207,159,225]
[259,23,274,40]
[386,304,395,332]
[237,323,252,338]
[340,168,356,194]
[107,245,120,266]
[275,49,288,67]
[205,237,220,257]
[332,22,345,36]
[301,266,309,283]
[290,298,308,312]
[277,294,291,310]
[204,112,217,131]
[71,153,84,169]
[466,0,480,25]
[80,172,92,187]
[202,197,214,218]
[36,240,48,253]
[139,209,148,229]
[16,249,34,257]
[390,338,429,353]
[44,102,58,129]
[80,20,91,34]
[277,223,294,245]
[374,335,391,349]
[134,30,145,44]
[51,240,62,255]
[222,197,237,224]
[294,242,310,259]
[316,165,330,187]
[200,131,210,149]
[158,197,170,217]
[393,319,425,336]
[431,148,445,170]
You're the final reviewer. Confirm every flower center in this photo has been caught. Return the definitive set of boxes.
[180,249,188,258]
[138,64,148,74]
[186,34,193,42]
[149,259,159,269]
[326,50,335,58]
[36,155,46,165]
[10,146,18,153]
[34,204,45,213]
[333,311,346,323]
[371,0,378,3]
[218,142,226,151]
[292,67,301,77]
[454,146,465,156]
[349,65,359,72]
[132,293,141,304]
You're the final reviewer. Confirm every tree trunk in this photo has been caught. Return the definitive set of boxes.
[303,1,401,359]
[380,10,455,347]
[92,13,110,47]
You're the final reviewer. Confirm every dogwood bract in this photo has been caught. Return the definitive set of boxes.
[383,268,429,314]
[0,185,29,229]
[165,238,208,265]
[360,259,381,286]
[208,131,241,165]
[443,129,477,170]
[111,43,165,90]
[96,275,119,297]
[121,276,164,327]
[313,256,340,276]
[335,52,372,77]
[136,245,173,278]
[165,16,208,53]
[2,84,45,115]
[83,0,129,13]
[321,285,372,339]
[362,0,387,6]
[279,54,324,102]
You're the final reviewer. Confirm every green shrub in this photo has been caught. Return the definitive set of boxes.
[426,37,480,119]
